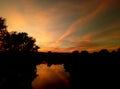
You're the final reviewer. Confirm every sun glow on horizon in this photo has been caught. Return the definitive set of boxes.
[1,0,120,52]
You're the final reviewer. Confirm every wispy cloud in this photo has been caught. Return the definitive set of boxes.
[53,0,113,48]
[81,21,120,41]
[65,22,120,51]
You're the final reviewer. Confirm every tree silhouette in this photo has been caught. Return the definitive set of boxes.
[0,17,39,52]
[0,17,41,89]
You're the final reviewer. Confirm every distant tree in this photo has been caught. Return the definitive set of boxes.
[0,17,39,52]
[80,50,89,54]
[72,50,79,54]
[99,49,109,54]
[117,48,120,53]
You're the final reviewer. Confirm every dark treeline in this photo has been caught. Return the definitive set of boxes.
[63,49,120,89]
[0,49,120,89]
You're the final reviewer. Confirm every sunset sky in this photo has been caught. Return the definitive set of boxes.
[0,0,120,52]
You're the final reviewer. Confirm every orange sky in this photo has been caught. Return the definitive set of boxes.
[0,0,120,52]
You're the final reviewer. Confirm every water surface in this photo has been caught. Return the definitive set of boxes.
[32,64,71,89]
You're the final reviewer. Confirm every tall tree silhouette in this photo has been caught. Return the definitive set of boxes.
[0,17,41,89]
[0,17,8,51]
[0,17,39,52]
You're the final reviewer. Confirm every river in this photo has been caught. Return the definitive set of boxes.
[32,64,71,89]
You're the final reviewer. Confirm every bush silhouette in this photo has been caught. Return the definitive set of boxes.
[0,17,39,52]
[0,17,40,89]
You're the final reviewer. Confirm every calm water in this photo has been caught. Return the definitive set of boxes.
[32,64,71,89]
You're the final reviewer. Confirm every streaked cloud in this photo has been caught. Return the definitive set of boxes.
[53,0,116,48]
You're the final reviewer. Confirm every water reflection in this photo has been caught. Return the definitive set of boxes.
[32,64,71,89]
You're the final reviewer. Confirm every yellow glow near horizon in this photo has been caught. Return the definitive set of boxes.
[1,0,120,52]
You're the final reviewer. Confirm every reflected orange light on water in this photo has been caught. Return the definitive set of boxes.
[32,64,71,89]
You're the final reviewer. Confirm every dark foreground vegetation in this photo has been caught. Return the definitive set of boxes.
[63,49,120,89]
[0,49,120,89]
[0,17,120,89]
